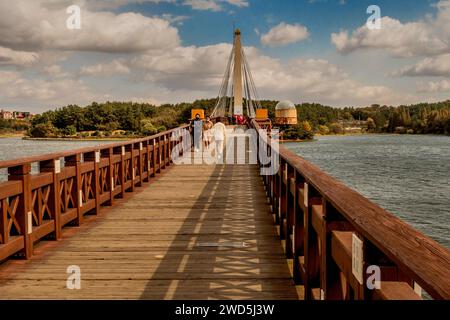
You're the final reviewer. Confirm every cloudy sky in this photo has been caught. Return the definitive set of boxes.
[1,0,450,113]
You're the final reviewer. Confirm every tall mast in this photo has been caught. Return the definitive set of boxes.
[211,28,261,119]
[233,29,243,116]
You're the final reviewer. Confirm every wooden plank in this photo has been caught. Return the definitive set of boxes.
[331,231,353,277]
[0,236,24,261]
[373,282,421,300]
[30,220,55,243]
[61,209,77,226]
[311,204,324,235]
[0,180,22,199]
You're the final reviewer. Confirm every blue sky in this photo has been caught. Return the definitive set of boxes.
[122,0,435,53]
[0,0,449,112]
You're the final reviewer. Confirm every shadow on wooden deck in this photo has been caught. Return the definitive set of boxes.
[140,164,300,300]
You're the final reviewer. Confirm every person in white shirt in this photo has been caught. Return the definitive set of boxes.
[213,119,227,160]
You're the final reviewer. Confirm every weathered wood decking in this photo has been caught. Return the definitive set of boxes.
[0,162,301,299]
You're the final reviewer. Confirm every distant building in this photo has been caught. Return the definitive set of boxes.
[12,111,33,120]
[0,109,33,120]
[0,109,13,119]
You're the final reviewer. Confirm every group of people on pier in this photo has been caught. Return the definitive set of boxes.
[190,114,227,160]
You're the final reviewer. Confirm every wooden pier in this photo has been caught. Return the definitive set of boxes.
[0,123,449,300]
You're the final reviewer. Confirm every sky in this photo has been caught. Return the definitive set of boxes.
[1,0,450,113]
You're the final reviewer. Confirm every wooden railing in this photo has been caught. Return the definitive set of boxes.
[251,119,450,300]
[0,125,189,262]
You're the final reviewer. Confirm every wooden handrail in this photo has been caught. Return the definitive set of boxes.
[251,119,450,300]
[0,125,189,169]
[0,125,190,262]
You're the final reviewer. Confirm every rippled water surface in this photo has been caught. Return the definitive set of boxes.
[285,134,450,249]
[0,138,123,179]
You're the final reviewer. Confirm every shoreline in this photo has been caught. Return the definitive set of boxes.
[22,136,134,141]
[0,132,26,138]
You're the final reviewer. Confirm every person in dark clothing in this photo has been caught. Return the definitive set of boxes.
[191,114,203,152]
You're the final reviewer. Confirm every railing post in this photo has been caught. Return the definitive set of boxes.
[112,146,122,199]
[178,129,183,158]
[168,133,173,165]
[105,148,114,206]
[84,151,100,214]
[145,140,151,182]
[355,232,367,300]
[138,142,144,186]
[65,154,82,225]
[320,198,329,300]
[120,146,126,198]
[129,144,136,192]
[285,164,295,259]
[166,134,171,166]
[278,161,287,236]
[8,164,32,259]
[293,172,304,285]
[152,138,157,176]
[39,159,62,240]
[156,137,161,174]
[161,135,166,170]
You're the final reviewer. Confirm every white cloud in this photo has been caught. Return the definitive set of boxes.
[81,43,411,107]
[261,23,309,47]
[183,0,221,11]
[80,60,130,76]
[247,53,405,106]
[0,47,39,67]
[331,1,450,58]
[331,17,448,58]
[161,14,190,25]
[0,70,95,107]
[392,54,450,77]
[418,79,450,93]
[41,0,176,10]
[183,0,248,11]
[0,0,180,53]
[224,0,248,8]
[41,64,70,78]
[129,44,233,90]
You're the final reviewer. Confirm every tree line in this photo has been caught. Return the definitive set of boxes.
[0,119,30,134]
[25,99,450,138]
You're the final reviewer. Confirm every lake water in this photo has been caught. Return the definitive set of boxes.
[0,138,123,180]
[285,134,450,249]
[0,138,118,161]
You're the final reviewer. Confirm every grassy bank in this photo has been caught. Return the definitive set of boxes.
[0,131,26,138]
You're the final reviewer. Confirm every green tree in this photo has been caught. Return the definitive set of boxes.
[282,123,314,140]
[366,117,376,132]
[63,125,77,136]
[140,119,158,135]
[317,125,329,135]
[329,122,344,134]
[29,122,57,138]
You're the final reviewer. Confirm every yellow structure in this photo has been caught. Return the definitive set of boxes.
[256,109,269,120]
[275,100,297,125]
[191,109,205,120]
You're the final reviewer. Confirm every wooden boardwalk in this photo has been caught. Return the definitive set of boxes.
[0,162,301,299]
